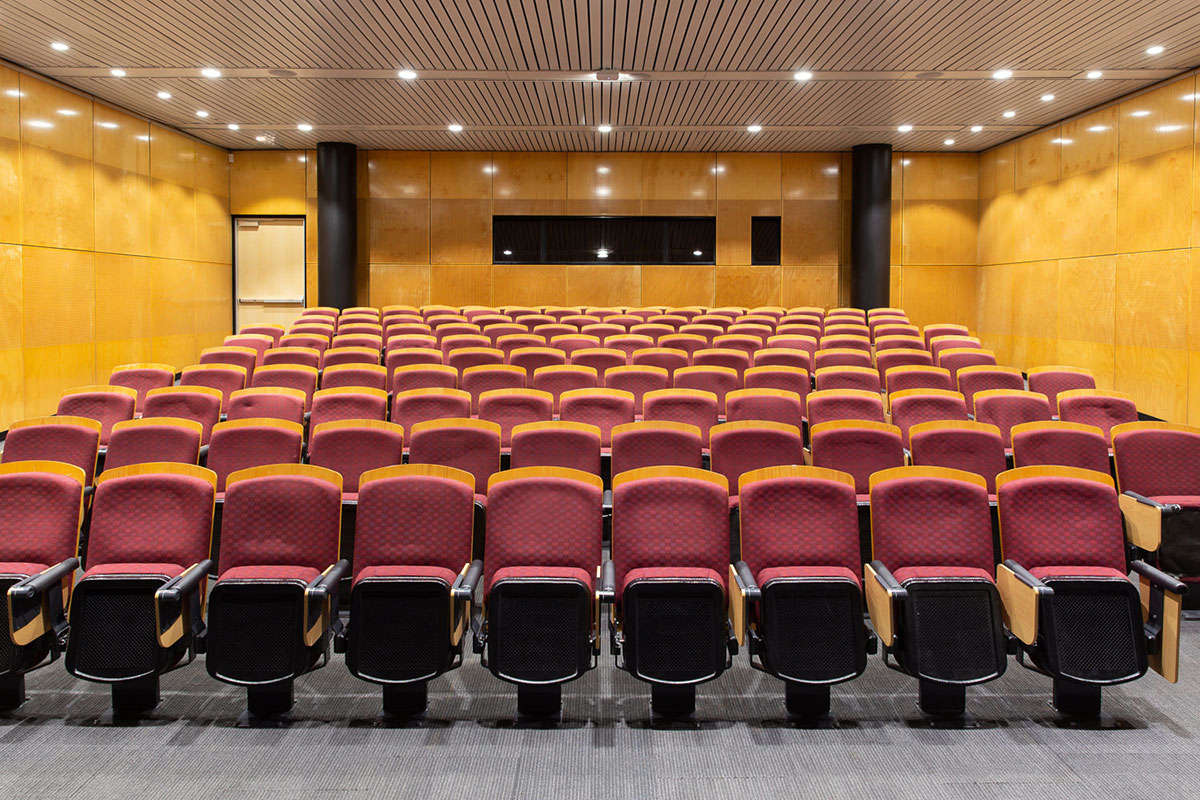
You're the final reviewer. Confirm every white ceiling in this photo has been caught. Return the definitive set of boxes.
[2,0,1197,152]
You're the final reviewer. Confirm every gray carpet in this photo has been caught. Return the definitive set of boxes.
[1,621,1197,799]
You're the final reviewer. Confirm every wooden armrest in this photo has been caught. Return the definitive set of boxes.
[728,565,746,647]
[996,562,1045,645]
[1120,492,1165,551]
[864,562,900,647]
[1139,573,1183,683]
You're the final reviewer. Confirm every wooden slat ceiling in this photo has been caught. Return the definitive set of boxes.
[2,0,1197,152]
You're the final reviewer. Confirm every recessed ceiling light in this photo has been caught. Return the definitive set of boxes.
[297,123,313,131]
[693,250,703,256]
[110,68,125,77]
[944,138,955,146]
[227,123,240,130]
[502,249,512,256]
[596,249,609,259]
[897,124,913,133]
[56,108,78,116]
[1041,94,1055,102]
[970,125,983,132]
[195,110,209,118]
[28,120,53,129]
[200,68,221,78]
[1086,70,1103,79]
[598,124,612,133]
[1147,45,1165,56]
[1130,110,1150,117]
[1156,124,1184,133]
[156,91,171,100]
[50,42,69,52]
[397,69,418,80]
[992,69,1013,80]
[448,123,463,132]
[1087,125,1109,132]
[1002,110,1016,118]
[747,124,762,133]
[98,121,118,129]
[793,70,813,81]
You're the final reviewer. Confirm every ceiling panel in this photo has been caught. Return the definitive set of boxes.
[1,0,1196,152]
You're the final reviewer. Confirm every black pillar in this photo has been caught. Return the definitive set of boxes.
[317,142,358,310]
[849,143,892,311]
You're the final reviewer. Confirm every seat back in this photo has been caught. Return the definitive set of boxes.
[223,334,273,364]
[509,421,602,475]
[386,333,438,352]
[408,418,501,495]
[809,420,905,494]
[956,365,1024,413]
[1027,366,1096,408]
[477,389,554,447]
[815,365,881,394]
[239,324,285,345]
[201,346,260,379]
[908,420,1007,492]
[279,333,330,356]
[885,364,954,396]
[806,389,885,429]
[611,421,703,475]
[532,365,597,412]
[709,421,805,493]
[2,417,101,485]
[938,348,998,382]
[56,385,138,446]
[725,388,804,428]
[814,348,872,370]
[1111,421,1200,497]
[206,418,305,491]
[972,389,1053,447]
[752,348,811,374]
[930,335,982,363]
[509,346,567,375]
[390,388,472,433]
[309,387,388,430]
[673,365,739,414]
[642,389,720,448]
[226,387,307,427]
[888,389,969,448]
[142,387,223,446]
[461,365,526,413]
[693,348,751,381]
[923,323,970,348]
[308,420,405,493]
[630,348,688,380]
[385,347,444,375]
[604,365,669,414]
[0,461,86,566]
[323,346,381,368]
[869,466,993,571]
[549,334,601,358]
[559,389,636,446]
[181,364,248,412]
[819,335,871,353]
[109,363,175,412]
[320,362,387,392]
[447,346,505,376]
[875,348,933,382]
[1058,389,1138,443]
[250,363,319,411]
[391,363,457,394]
[102,418,203,471]
[1011,421,1110,473]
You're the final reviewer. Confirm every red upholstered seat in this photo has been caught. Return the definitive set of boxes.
[973,390,1053,447]
[391,388,472,432]
[142,387,222,446]
[611,421,703,475]
[57,386,138,446]
[510,421,602,475]
[250,364,318,411]
[207,419,304,492]
[559,389,635,447]
[1059,390,1138,442]
[102,418,202,471]
[809,421,904,494]
[408,418,500,495]
[227,388,306,427]
[806,389,885,429]
[322,363,388,391]
[709,422,805,501]
[725,388,804,428]
[461,365,526,414]
[2,417,101,484]
[1027,367,1096,409]
[605,366,669,415]
[308,421,404,494]
[888,390,969,449]
[109,363,175,412]
[643,389,719,447]
[674,365,739,414]
[1011,421,1110,473]
[908,420,1006,492]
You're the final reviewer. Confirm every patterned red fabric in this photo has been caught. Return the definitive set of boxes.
[739,475,861,577]
[461,368,526,413]
[875,350,933,381]
[510,425,602,473]
[218,565,322,582]
[726,391,804,428]
[250,368,317,410]
[806,393,885,429]
[201,348,259,380]
[83,563,183,578]
[643,390,719,447]
[674,368,739,413]
[997,475,1128,572]
[560,392,635,446]
[477,392,553,446]
[496,335,547,359]
[634,324,678,341]
[601,336,653,362]
[102,422,201,470]
[923,325,969,347]
[870,476,993,573]
[957,370,1024,413]
[713,336,760,360]
[890,393,969,448]
[384,326,432,344]
[483,474,602,593]
[509,348,567,376]
[386,334,438,352]
[3,423,100,484]
[611,425,703,475]
[308,426,404,493]
[1028,371,1097,409]
[391,366,456,394]
[938,351,997,381]
[57,392,136,446]
[110,367,174,411]
[142,391,222,445]
[1149,495,1200,507]
[570,349,627,378]
[309,391,388,431]
[694,349,751,380]
[391,391,472,433]
[354,565,458,587]
[710,427,805,490]
[893,566,994,583]
[974,392,1052,447]
[930,337,980,362]
[753,349,811,373]
[620,567,726,601]
[532,367,597,412]
[1030,566,1128,581]
[331,335,382,351]
[323,366,388,392]
[0,471,83,566]
[0,562,52,577]
[226,391,306,426]
[811,426,905,493]
[886,368,954,395]
[819,336,871,353]
[814,350,872,370]
[322,349,381,369]
[279,335,328,356]
[909,426,1006,492]
[223,335,271,363]
[220,474,341,572]
[207,424,304,491]
[581,324,626,341]
[605,368,669,415]
[1059,394,1138,442]
[489,565,594,594]
[409,424,500,494]
[87,472,214,569]
[239,326,284,346]
[1012,425,1110,472]
[770,337,819,363]
[816,368,881,393]
[354,473,475,580]
[631,349,689,380]
[448,348,505,375]
[744,368,809,406]
[550,336,600,358]
[756,566,860,589]
[679,324,723,344]
[612,476,729,601]
[1113,428,1200,496]
[385,348,444,374]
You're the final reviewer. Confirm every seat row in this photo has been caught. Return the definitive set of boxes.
[0,460,1184,720]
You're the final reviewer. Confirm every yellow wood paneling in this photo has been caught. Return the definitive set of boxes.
[492,152,567,214]
[21,146,94,250]
[1116,147,1194,253]
[0,348,25,430]
[717,199,782,265]
[19,74,91,160]
[0,244,21,350]
[492,264,566,306]
[1009,260,1059,368]
[641,153,715,216]
[565,265,640,307]
[369,198,430,263]
[23,342,95,419]
[432,199,491,264]
[430,264,492,306]
[1058,255,1116,389]
[641,265,715,307]
[1015,128,1063,190]
[195,141,230,197]
[567,152,642,215]
[149,125,195,187]
[94,253,152,346]
[195,190,232,264]
[716,153,781,201]
[94,163,152,257]
[902,199,979,265]
[0,66,19,245]
[781,266,839,309]
[230,150,306,214]
[1061,106,1118,178]
[369,264,431,307]
[431,151,493,199]
[1119,78,1196,163]
[1057,167,1117,259]
[150,178,196,260]
[899,265,977,331]
[23,246,94,348]
[368,151,429,199]
[715,266,780,307]
[903,153,979,200]
[1114,249,1190,421]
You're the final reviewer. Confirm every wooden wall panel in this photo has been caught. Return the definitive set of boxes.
[567,153,642,215]
[370,265,431,307]
[0,244,22,429]
[492,264,566,306]
[899,265,977,331]
[715,266,780,308]
[0,67,20,246]
[94,253,152,374]
[565,265,640,307]
[431,151,492,264]
[230,150,305,215]
[492,152,567,215]
[781,266,839,309]
[430,264,492,306]
[1058,255,1116,389]
[641,153,715,216]
[641,265,715,307]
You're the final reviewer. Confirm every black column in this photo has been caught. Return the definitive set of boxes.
[849,143,892,311]
[317,142,357,310]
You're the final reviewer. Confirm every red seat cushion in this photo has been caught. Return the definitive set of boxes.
[489,565,593,594]
[893,565,993,583]
[1150,495,1200,508]
[0,562,50,578]
[83,562,184,578]
[218,565,321,583]
[757,565,860,589]
[1029,565,1128,581]
[354,564,458,586]
[621,566,725,598]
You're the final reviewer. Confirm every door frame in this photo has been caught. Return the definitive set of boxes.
[231,214,307,331]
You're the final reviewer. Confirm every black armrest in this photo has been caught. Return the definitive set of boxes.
[156,559,213,605]
[596,560,616,603]
[869,560,905,596]
[8,557,78,646]
[1131,560,1188,596]
[198,444,209,462]
[452,559,483,602]
[155,560,213,648]
[1002,559,1052,593]
[733,560,761,601]
[303,559,349,646]
[1124,491,1181,514]
[307,559,349,597]
[82,485,95,499]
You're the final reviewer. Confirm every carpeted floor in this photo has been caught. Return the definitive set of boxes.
[0,620,1196,799]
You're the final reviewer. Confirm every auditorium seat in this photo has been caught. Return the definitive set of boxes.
[888,389,969,448]
[695,347,752,382]
[873,324,921,341]
[814,365,881,394]
[447,346,505,376]
[65,463,214,715]
[658,333,708,362]
[956,365,1024,414]
[604,365,669,415]
[604,334,656,362]
[481,323,527,346]
[674,365,739,414]
[391,388,472,433]
[582,323,626,341]
[570,347,627,377]
[181,364,247,413]
[279,333,330,357]
[510,421,602,475]
[385,327,436,346]
[223,333,273,365]
[806,389,885,430]
[813,348,872,370]
[995,466,1183,714]
[477,467,603,716]
[509,346,567,375]
[725,388,804,428]
[392,363,458,394]
[321,363,387,392]
[631,347,689,380]
[753,347,812,374]
[820,335,871,353]
[611,421,704,475]
[57,385,138,449]
[885,365,955,396]
[609,467,735,716]
[865,466,1006,716]
[930,335,982,363]
[908,420,1006,494]
[631,323,675,341]
[643,389,720,448]
[461,365,526,413]
[238,324,284,346]
[207,418,304,494]
[101,418,202,472]
[309,386,388,431]
[734,465,870,716]
[713,334,762,360]
[923,323,969,348]
[262,345,322,371]
[550,333,601,358]
[478,389,554,448]
[710,421,805,517]
[531,365,597,412]
[972,389,1053,448]
[680,322,724,343]
[308,420,405,499]
[1010,421,1110,473]
[559,388,636,447]
[0,462,85,709]
[332,333,383,351]
[438,334,490,361]
[109,363,175,413]
[808,420,904,495]
[562,314,601,328]
[874,348,933,382]
[409,418,501,498]
[1,416,101,484]
[744,366,809,407]
[250,364,319,411]
[205,464,348,716]
[1058,389,1138,442]
[142,387,223,447]
[323,346,381,368]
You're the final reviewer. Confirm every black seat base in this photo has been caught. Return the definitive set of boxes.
[785,682,830,718]
[111,675,159,716]
[1053,678,1102,717]
[247,680,294,717]
[517,683,561,718]
[0,674,24,710]
[651,684,695,717]
[918,679,966,717]
[382,682,428,717]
